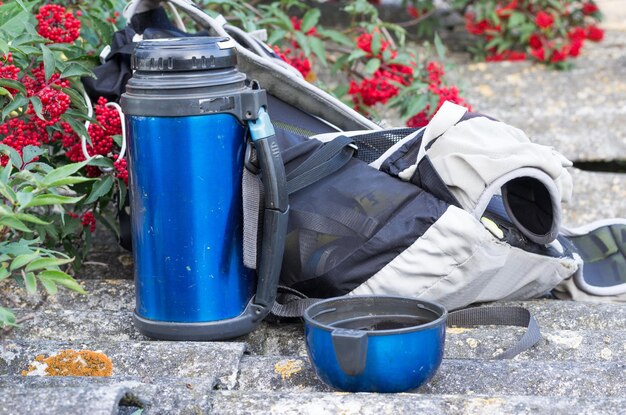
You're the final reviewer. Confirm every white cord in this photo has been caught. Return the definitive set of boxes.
[80,90,127,166]
[106,101,127,162]
[165,1,186,32]
[80,90,94,161]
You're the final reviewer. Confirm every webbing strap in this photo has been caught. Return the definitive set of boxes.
[447,306,541,359]
[286,136,355,195]
[271,298,541,359]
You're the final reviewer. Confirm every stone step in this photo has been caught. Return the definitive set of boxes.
[208,391,626,415]
[5,308,626,362]
[0,278,135,311]
[0,385,133,415]
[6,277,626,328]
[562,168,626,227]
[0,340,245,390]
[1,375,214,414]
[237,356,626,398]
[236,355,626,397]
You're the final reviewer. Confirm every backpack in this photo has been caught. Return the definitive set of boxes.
[89,0,626,317]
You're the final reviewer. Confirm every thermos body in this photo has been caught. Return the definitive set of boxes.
[121,37,268,339]
[127,113,253,322]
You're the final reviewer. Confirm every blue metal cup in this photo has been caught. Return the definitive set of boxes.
[303,296,447,393]
[121,37,287,340]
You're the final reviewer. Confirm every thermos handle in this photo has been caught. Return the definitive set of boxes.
[248,108,289,311]
[331,329,369,376]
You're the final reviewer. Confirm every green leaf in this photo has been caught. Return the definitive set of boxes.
[347,49,368,62]
[60,63,94,80]
[371,32,382,57]
[1,94,28,121]
[0,78,27,95]
[0,307,17,328]
[363,58,381,75]
[46,176,95,187]
[23,194,84,208]
[0,267,10,281]
[0,144,22,169]
[317,28,352,46]
[0,87,11,98]
[87,156,114,169]
[0,8,29,38]
[9,252,40,271]
[22,145,45,164]
[62,87,89,114]
[25,256,74,272]
[0,162,12,185]
[61,114,90,143]
[293,31,311,56]
[301,8,320,33]
[266,29,287,46]
[0,216,32,233]
[0,181,17,204]
[40,160,90,187]
[117,179,127,211]
[40,44,55,81]
[434,33,446,59]
[39,276,57,295]
[23,271,37,294]
[29,96,44,120]
[508,11,526,28]
[84,175,114,204]
[14,213,50,226]
[38,270,86,294]
[308,37,327,66]
[406,94,429,118]
[15,191,34,209]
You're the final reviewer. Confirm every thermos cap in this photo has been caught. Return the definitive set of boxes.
[131,36,237,72]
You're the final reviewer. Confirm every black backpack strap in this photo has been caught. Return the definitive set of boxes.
[286,135,355,195]
[272,296,541,359]
[447,306,541,359]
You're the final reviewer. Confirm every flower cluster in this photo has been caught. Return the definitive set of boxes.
[272,17,315,80]
[349,32,414,110]
[464,0,604,67]
[0,64,71,164]
[36,4,81,44]
[407,62,472,128]
[1,3,129,242]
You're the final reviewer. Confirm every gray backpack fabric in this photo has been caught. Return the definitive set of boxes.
[260,102,580,311]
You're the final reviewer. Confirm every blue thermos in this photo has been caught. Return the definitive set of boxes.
[120,37,288,340]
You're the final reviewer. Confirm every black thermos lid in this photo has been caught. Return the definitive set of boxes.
[131,37,238,72]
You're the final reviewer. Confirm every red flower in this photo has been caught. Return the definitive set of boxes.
[486,50,527,62]
[36,4,81,44]
[426,61,444,85]
[550,45,569,63]
[272,46,312,79]
[569,39,584,57]
[496,0,518,17]
[291,16,317,36]
[568,27,586,42]
[530,47,546,61]
[585,25,604,42]
[535,11,554,30]
[355,32,392,58]
[81,211,96,233]
[528,33,543,49]
[407,6,419,18]
[465,13,490,35]
[582,2,599,15]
